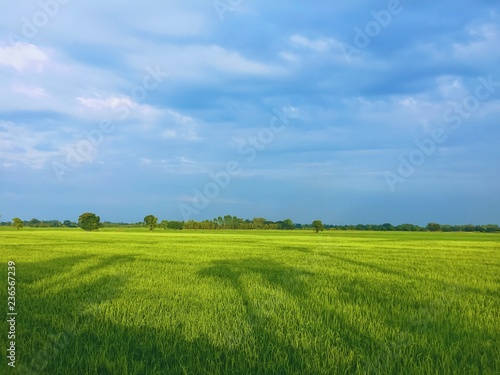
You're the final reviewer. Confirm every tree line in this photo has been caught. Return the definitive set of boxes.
[331,222,500,233]
[3,214,498,233]
[141,215,326,232]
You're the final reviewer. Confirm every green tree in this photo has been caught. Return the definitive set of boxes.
[12,217,23,230]
[223,215,232,229]
[463,224,475,232]
[382,223,395,231]
[441,224,455,232]
[252,217,266,229]
[485,224,500,233]
[167,221,184,230]
[28,218,41,227]
[78,213,101,231]
[426,222,441,232]
[312,220,324,233]
[160,220,168,230]
[281,219,295,230]
[399,223,417,231]
[144,215,158,231]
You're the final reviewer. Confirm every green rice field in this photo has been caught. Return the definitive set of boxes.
[1,229,499,374]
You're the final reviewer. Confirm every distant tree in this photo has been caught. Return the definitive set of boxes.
[212,218,219,229]
[382,223,395,231]
[426,222,441,232]
[28,218,41,227]
[312,220,324,233]
[232,216,244,229]
[78,213,101,231]
[12,218,23,230]
[281,219,295,230]
[44,220,61,228]
[475,225,485,233]
[143,215,158,231]
[463,224,475,232]
[223,215,232,229]
[167,221,184,230]
[485,224,500,233]
[264,220,276,229]
[397,223,415,231]
[184,220,196,230]
[286,219,295,229]
[441,224,455,232]
[159,220,168,230]
[63,220,74,227]
[252,217,266,229]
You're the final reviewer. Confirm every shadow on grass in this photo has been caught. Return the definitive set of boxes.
[13,257,339,374]
[7,254,498,375]
[9,254,137,375]
[198,258,314,298]
[196,258,388,374]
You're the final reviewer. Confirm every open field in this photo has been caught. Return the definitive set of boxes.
[1,229,499,374]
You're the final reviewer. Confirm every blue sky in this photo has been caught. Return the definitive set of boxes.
[1,0,499,225]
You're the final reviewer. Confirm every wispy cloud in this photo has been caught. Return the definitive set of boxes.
[129,44,280,80]
[289,34,336,52]
[453,24,500,60]
[0,121,58,169]
[0,42,48,72]
[12,83,50,99]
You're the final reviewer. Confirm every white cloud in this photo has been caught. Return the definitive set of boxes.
[279,52,299,63]
[75,95,163,124]
[281,106,300,120]
[285,34,361,66]
[123,5,207,37]
[434,76,468,100]
[32,1,210,49]
[0,121,58,169]
[453,24,500,60]
[164,109,195,125]
[139,157,152,166]
[129,44,279,80]
[188,44,276,75]
[0,42,48,72]
[158,109,201,141]
[289,35,335,52]
[76,96,136,110]
[162,130,177,139]
[12,83,50,99]
[350,95,447,133]
[136,156,211,175]
[414,24,500,67]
